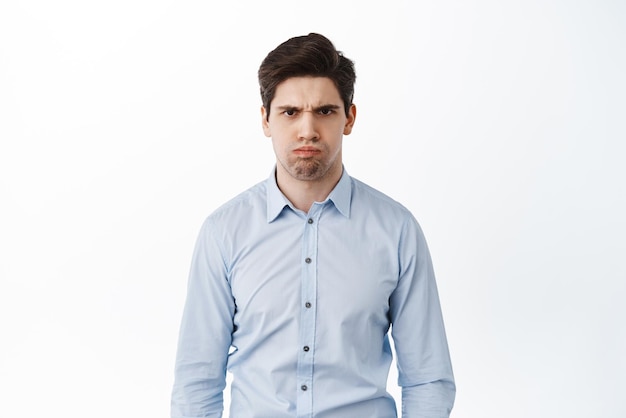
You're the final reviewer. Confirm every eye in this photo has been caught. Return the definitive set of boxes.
[282,109,297,117]
[318,107,335,116]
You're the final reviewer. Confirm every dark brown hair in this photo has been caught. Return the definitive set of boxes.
[258,33,356,120]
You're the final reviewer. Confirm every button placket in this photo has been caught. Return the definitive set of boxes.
[296,206,322,417]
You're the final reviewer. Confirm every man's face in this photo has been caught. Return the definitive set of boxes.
[262,77,356,184]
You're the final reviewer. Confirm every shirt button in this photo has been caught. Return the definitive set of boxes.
[303,346,310,352]
[305,257,311,264]
[301,385,308,391]
[305,302,312,308]
[307,218,313,224]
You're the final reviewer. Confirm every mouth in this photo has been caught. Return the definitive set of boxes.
[293,147,321,157]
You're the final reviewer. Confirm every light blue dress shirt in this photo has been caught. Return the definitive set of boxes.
[171,168,455,418]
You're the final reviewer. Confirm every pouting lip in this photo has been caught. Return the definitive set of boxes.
[294,146,321,152]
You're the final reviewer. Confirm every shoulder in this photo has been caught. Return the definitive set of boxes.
[350,176,416,222]
[348,176,428,253]
[203,180,267,228]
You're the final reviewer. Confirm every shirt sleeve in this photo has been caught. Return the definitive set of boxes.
[171,218,235,418]
[389,216,456,418]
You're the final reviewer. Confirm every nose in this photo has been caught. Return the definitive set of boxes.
[298,111,319,141]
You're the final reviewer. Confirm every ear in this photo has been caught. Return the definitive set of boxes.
[261,106,271,137]
[343,104,357,135]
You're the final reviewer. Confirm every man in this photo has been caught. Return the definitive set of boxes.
[171,33,455,418]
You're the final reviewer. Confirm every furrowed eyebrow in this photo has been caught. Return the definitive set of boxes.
[275,105,301,112]
[274,104,342,112]
[314,104,341,112]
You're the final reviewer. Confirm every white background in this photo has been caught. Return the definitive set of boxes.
[1,1,625,417]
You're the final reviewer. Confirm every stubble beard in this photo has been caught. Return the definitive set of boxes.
[298,157,325,178]
[278,143,341,183]
[288,157,326,181]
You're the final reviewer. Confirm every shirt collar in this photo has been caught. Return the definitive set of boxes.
[266,167,352,223]
[266,168,291,223]
[326,168,352,219]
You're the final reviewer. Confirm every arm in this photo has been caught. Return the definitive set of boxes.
[171,218,235,418]
[389,217,456,418]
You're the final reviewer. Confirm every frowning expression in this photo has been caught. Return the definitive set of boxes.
[262,76,356,184]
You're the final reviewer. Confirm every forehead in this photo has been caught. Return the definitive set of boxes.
[271,76,343,108]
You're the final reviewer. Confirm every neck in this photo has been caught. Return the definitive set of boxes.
[276,165,342,213]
